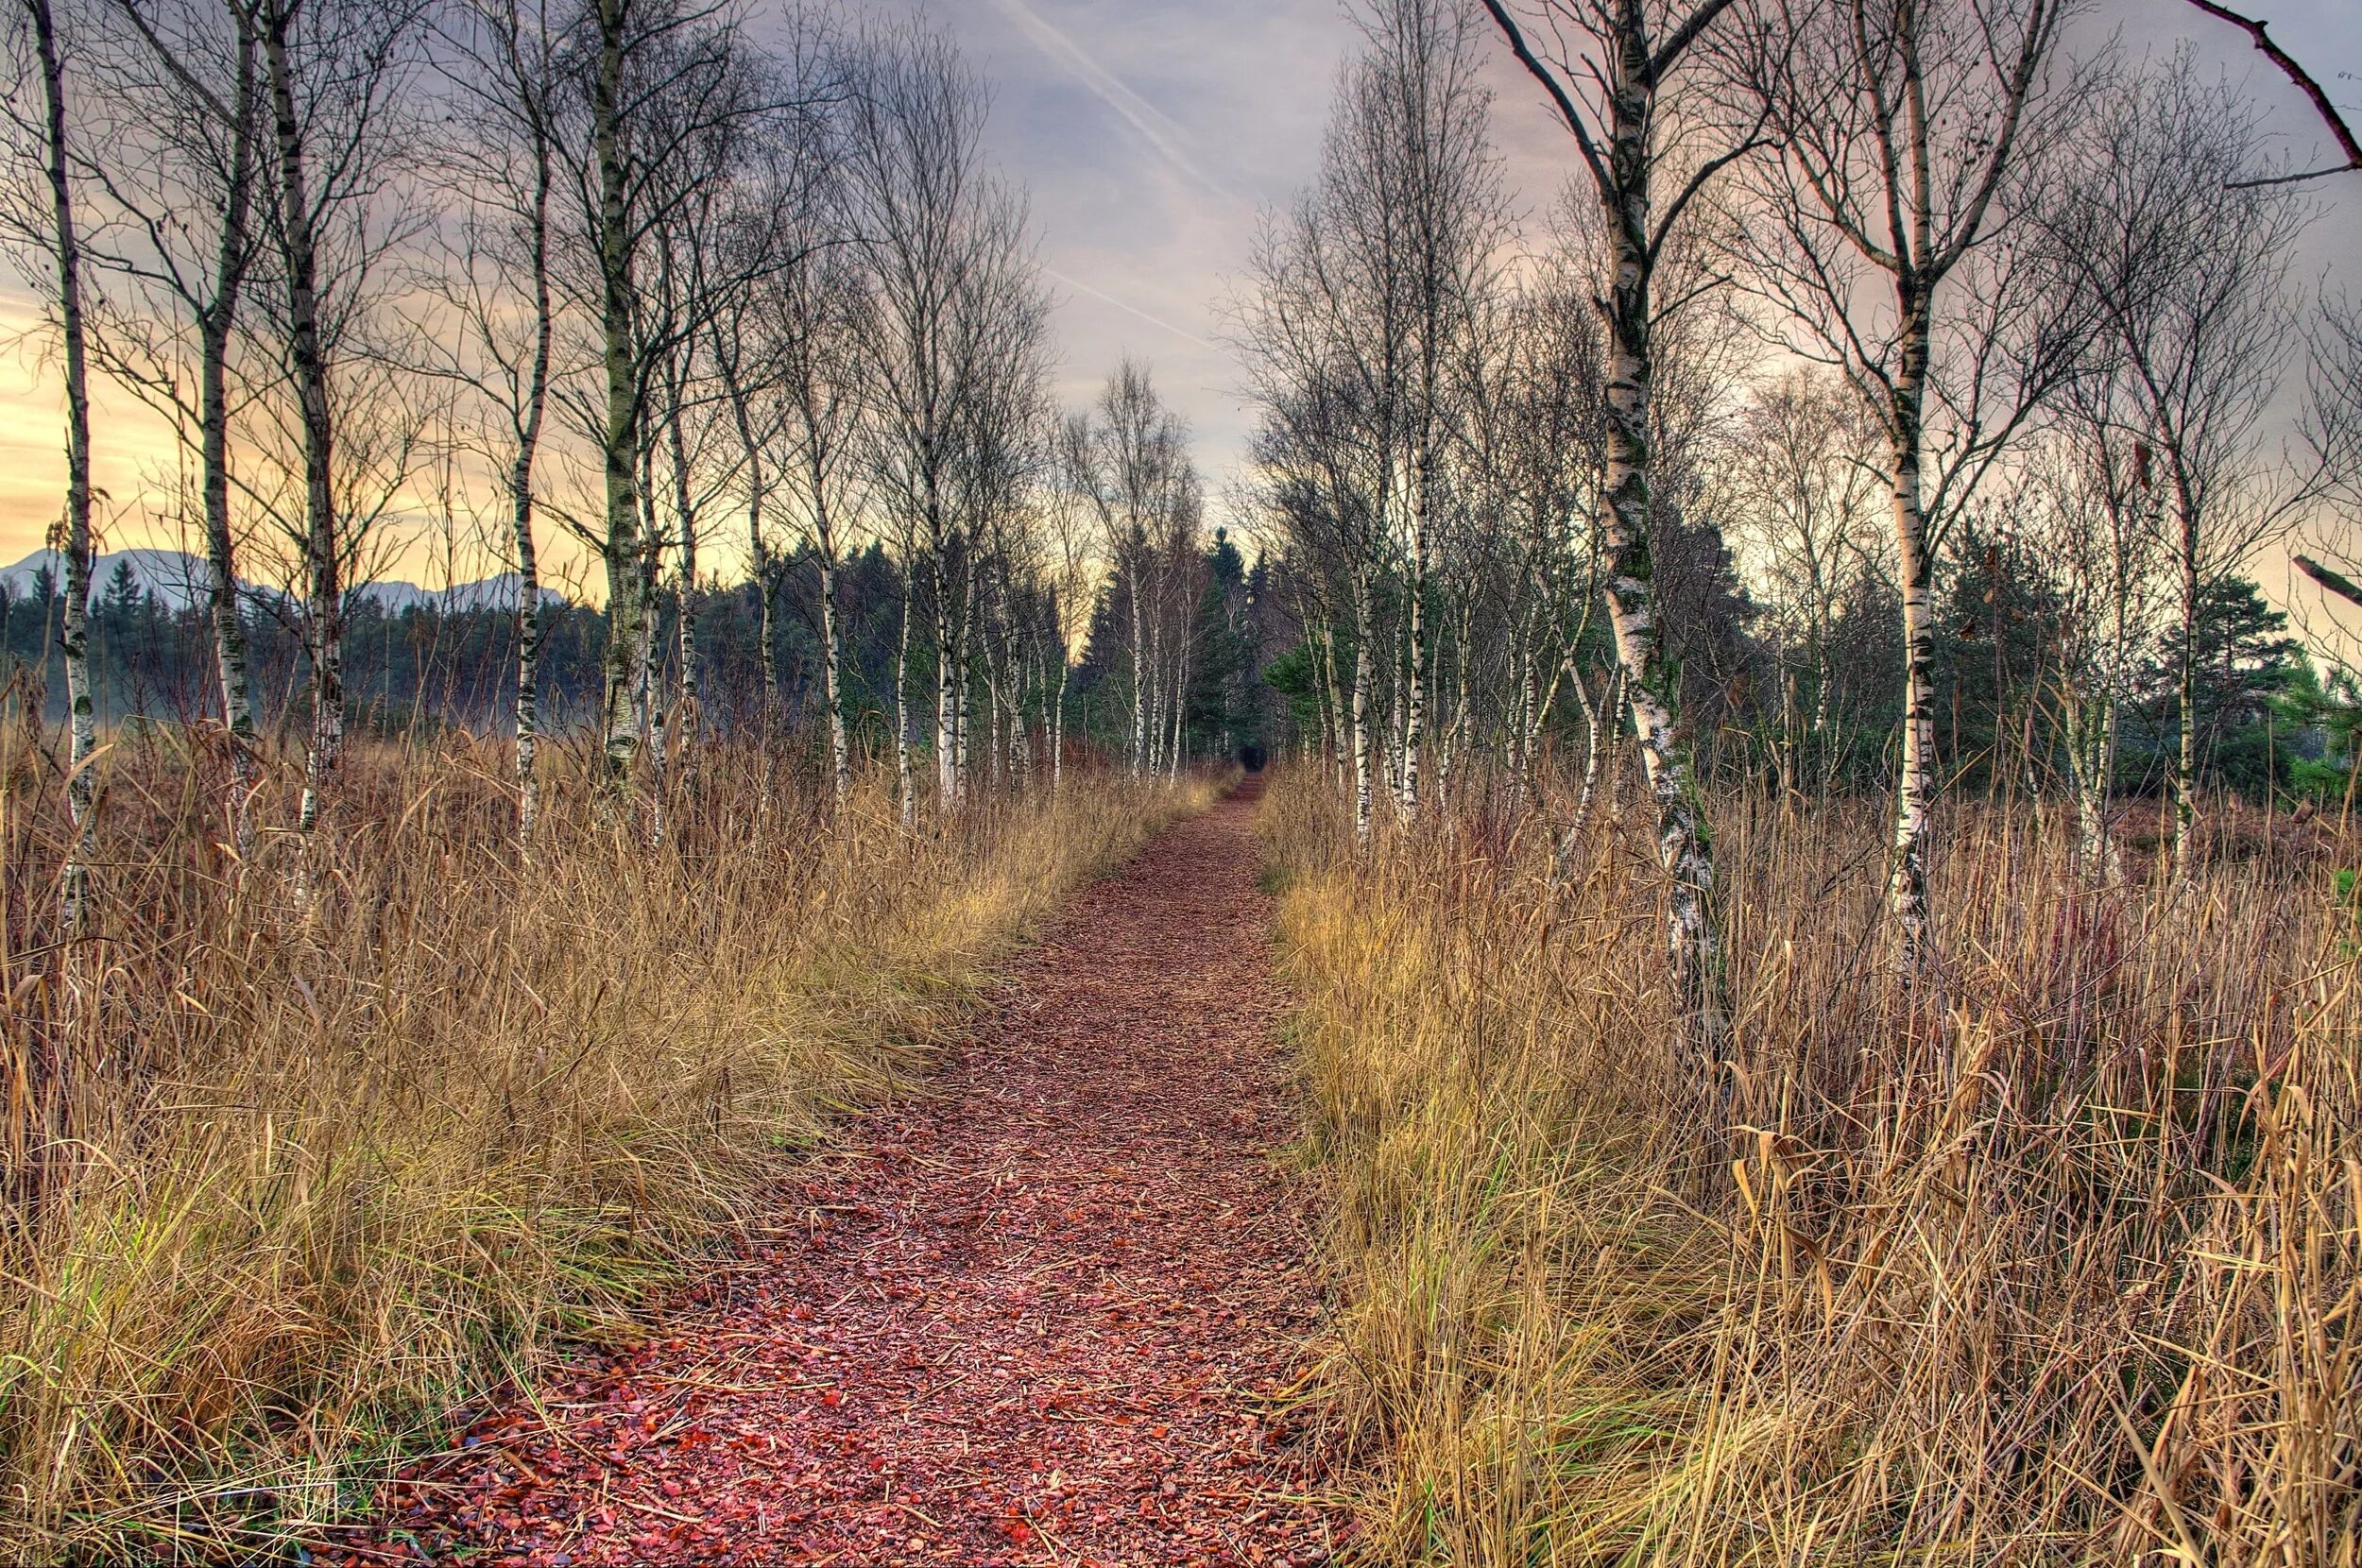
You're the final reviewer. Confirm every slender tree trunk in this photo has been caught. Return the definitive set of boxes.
[667,398,699,779]
[726,382,777,729]
[202,323,257,857]
[895,577,916,827]
[932,544,957,808]
[819,549,849,809]
[1350,571,1375,843]
[593,0,643,793]
[511,114,555,844]
[1442,595,1471,806]
[1597,60,1729,1082]
[512,475,543,840]
[1051,657,1068,795]
[2071,684,2121,882]
[1401,487,1427,820]
[640,537,668,778]
[1320,619,1347,790]
[199,25,262,869]
[2172,467,2200,878]
[1887,326,1938,971]
[264,0,340,849]
[1128,556,1147,777]
[30,0,94,932]
[1555,661,1618,882]
[718,347,775,732]
[1166,651,1184,783]
[954,547,976,798]
[1515,614,1541,809]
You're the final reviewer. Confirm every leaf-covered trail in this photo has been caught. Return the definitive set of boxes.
[346,779,1342,1567]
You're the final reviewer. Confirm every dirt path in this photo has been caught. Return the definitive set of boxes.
[343,781,1341,1567]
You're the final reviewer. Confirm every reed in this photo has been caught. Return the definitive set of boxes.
[0,721,1186,1562]
[1267,770,2361,1566]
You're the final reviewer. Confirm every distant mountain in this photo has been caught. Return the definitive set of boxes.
[0,548,218,613]
[0,550,567,615]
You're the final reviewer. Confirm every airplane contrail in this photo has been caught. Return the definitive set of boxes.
[986,0,1240,207]
[1042,265,1222,354]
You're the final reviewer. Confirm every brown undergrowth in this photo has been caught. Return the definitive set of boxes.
[1265,770,2361,1565]
[0,721,1192,1563]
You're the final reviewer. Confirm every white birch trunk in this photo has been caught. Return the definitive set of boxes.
[1887,333,1939,972]
[895,582,916,827]
[511,120,554,844]
[820,552,849,809]
[592,0,643,794]
[1350,572,1376,844]
[1596,69,1729,1082]
[200,11,262,869]
[668,407,699,785]
[264,0,341,850]
[31,0,94,932]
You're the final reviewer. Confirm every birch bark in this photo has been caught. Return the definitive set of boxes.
[262,0,342,848]
[28,0,94,930]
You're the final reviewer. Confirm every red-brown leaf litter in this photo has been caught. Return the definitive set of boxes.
[333,780,1344,1567]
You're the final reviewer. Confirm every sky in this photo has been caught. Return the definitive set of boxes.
[1,0,2357,585]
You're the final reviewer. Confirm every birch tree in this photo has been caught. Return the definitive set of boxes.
[566,0,770,794]
[420,0,564,842]
[2,0,95,928]
[842,21,1042,817]
[747,216,865,803]
[1474,0,1754,1078]
[2044,57,2315,876]
[80,0,266,865]
[2025,417,2162,880]
[1063,362,1200,781]
[1729,0,2081,971]
[1455,255,1606,821]
[247,0,427,854]
[1715,369,1887,798]
[1247,0,1504,826]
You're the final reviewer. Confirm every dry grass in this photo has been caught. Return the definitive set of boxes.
[0,717,1192,1564]
[1266,770,2362,1566]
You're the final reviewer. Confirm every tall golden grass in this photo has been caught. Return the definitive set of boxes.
[0,717,1187,1563]
[1267,770,2360,1566]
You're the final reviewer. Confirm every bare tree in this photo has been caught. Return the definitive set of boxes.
[566,0,771,796]
[841,21,1044,819]
[3,0,95,929]
[716,109,852,793]
[1248,0,1505,826]
[178,0,432,886]
[1715,368,1887,799]
[1451,252,1605,822]
[757,204,864,805]
[255,0,422,848]
[1063,362,1200,782]
[2045,57,2316,876]
[1729,0,2080,971]
[1474,0,1753,1082]
[77,0,267,865]
[419,0,567,843]
[2023,413,2163,880]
